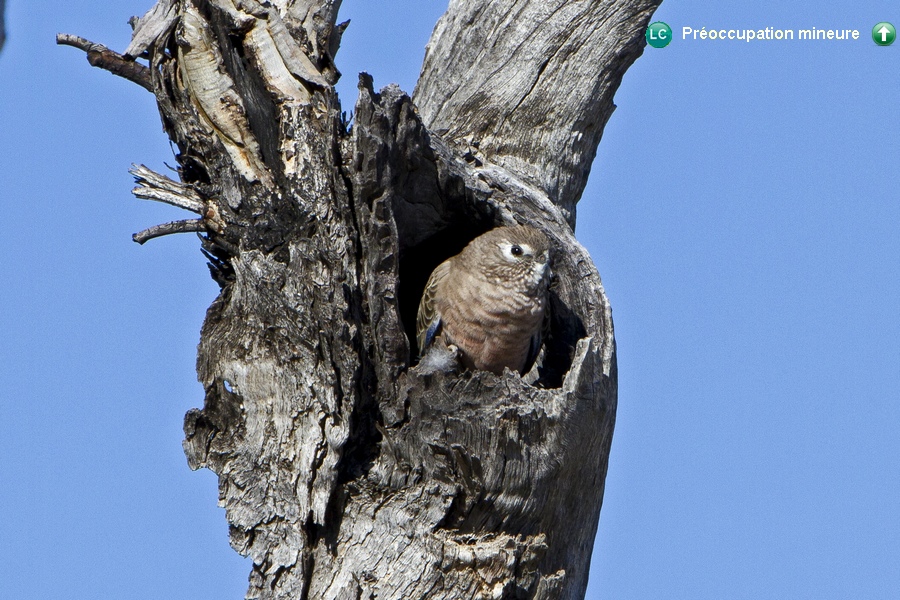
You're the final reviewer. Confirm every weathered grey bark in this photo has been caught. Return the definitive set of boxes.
[60,1,660,598]
[415,0,659,227]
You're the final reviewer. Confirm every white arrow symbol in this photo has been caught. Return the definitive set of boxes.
[878,26,890,42]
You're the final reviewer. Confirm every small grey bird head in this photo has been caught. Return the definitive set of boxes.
[462,225,551,293]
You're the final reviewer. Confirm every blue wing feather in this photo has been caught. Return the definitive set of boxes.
[422,317,442,355]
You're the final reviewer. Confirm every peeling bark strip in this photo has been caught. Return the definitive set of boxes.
[59,0,660,598]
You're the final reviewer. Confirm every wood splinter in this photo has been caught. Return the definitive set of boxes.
[130,164,208,214]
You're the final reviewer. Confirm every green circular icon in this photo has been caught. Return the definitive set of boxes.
[872,22,896,46]
[646,22,672,48]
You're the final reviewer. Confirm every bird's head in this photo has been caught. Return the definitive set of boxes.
[467,225,551,291]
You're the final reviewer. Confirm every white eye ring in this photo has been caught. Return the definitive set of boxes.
[500,242,532,261]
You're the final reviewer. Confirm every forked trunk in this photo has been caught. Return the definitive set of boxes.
[59,1,661,597]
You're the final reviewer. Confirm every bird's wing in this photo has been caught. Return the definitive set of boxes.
[523,300,551,373]
[523,330,542,375]
[416,258,452,356]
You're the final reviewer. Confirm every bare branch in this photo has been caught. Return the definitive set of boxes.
[129,165,227,244]
[133,219,206,244]
[56,33,153,91]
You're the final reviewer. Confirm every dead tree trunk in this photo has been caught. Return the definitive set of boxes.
[60,1,660,598]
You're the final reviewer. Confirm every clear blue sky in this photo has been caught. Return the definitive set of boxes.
[1,1,898,599]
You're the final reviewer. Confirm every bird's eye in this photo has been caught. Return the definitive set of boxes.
[511,245,523,257]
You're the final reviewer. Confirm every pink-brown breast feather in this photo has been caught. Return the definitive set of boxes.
[436,261,545,374]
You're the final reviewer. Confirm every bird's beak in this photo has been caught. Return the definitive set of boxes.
[532,260,550,286]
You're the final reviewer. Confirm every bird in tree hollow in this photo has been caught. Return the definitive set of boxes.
[416,225,551,375]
